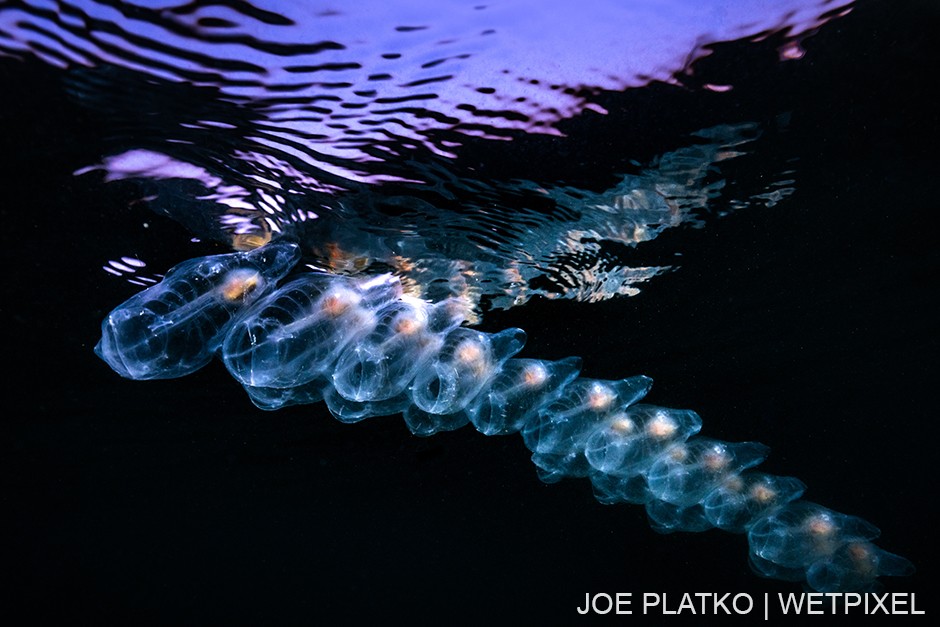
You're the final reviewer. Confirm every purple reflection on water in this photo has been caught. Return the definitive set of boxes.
[1,0,852,164]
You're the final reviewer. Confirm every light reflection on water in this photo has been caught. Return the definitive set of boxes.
[0,0,840,310]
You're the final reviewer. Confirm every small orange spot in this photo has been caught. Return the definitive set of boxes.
[221,270,261,302]
[321,293,351,317]
[723,475,745,493]
[609,415,635,434]
[232,232,272,251]
[848,542,871,561]
[750,483,777,504]
[522,364,547,387]
[395,316,422,335]
[846,543,876,575]
[806,514,837,537]
[457,341,482,362]
[646,414,678,439]
[702,446,730,472]
[668,445,688,463]
[587,383,614,410]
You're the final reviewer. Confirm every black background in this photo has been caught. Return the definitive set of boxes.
[3,0,936,623]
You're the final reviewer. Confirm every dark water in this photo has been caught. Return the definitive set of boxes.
[2,0,936,623]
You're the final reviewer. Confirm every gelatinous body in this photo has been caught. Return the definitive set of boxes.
[96,244,914,592]
[95,242,299,379]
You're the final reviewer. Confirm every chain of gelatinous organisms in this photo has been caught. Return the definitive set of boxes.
[96,240,913,592]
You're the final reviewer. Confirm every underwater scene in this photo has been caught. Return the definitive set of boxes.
[3,0,935,622]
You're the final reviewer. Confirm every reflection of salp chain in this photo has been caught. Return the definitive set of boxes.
[95,240,914,593]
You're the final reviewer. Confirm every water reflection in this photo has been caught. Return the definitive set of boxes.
[0,0,842,312]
